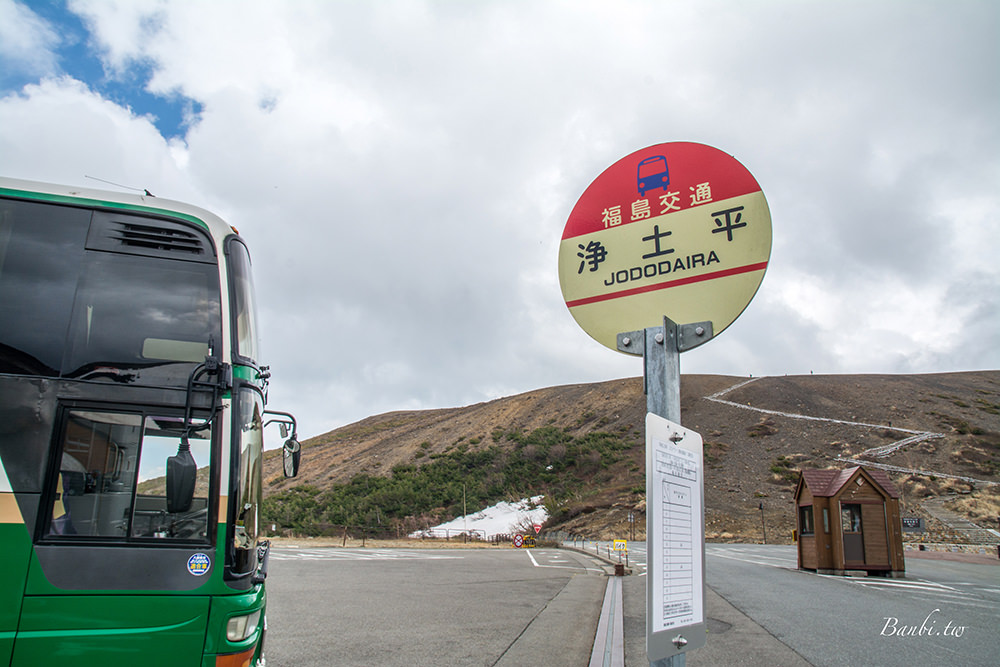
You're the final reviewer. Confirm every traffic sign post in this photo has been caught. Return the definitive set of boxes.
[558,142,771,667]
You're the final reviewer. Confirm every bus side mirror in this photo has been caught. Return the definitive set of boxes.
[167,443,197,513]
[282,438,300,478]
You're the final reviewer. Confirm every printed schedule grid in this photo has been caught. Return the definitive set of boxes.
[658,448,697,625]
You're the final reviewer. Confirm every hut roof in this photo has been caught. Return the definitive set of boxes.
[799,466,899,499]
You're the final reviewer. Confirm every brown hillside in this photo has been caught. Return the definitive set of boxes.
[263,372,1000,543]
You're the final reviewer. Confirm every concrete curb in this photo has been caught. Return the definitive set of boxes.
[590,576,625,667]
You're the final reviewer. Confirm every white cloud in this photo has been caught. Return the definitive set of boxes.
[0,76,192,194]
[0,0,60,77]
[2,0,998,439]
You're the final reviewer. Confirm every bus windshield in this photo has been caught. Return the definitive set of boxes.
[0,198,222,384]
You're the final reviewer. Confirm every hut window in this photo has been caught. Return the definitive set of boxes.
[841,504,862,533]
[822,508,830,533]
[798,505,815,535]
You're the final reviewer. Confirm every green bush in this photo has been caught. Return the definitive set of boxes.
[263,427,634,535]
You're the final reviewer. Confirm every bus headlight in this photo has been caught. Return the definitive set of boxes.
[226,610,262,642]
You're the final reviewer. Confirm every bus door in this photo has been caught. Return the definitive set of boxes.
[12,409,215,666]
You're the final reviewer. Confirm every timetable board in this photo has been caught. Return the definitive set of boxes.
[646,413,707,659]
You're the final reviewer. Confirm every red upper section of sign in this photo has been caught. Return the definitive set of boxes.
[562,142,764,240]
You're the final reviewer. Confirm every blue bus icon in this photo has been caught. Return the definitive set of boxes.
[637,155,670,197]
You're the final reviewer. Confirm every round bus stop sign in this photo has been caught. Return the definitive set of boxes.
[558,142,771,351]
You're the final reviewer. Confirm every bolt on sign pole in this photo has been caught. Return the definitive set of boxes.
[618,318,713,422]
[558,142,772,667]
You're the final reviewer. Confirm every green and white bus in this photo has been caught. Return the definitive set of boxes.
[0,177,301,667]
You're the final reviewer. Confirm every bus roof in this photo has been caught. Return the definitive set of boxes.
[0,176,237,241]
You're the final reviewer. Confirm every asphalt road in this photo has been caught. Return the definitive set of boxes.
[701,544,998,667]
[263,543,998,666]
[600,541,998,666]
[263,546,608,666]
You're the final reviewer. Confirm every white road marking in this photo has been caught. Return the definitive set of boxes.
[525,549,604,573]
[270,548,463,561]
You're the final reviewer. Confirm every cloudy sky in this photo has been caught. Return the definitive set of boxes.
[2,0,997,440]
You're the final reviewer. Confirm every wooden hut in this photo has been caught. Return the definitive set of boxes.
[794,466,905,577]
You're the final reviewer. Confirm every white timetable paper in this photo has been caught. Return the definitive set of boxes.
[647,416,705,634]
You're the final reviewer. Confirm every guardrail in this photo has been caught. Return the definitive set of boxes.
[409,527,489,542]
[554,536,632,571]
[265,523,490,545]
[905,542,1000,558]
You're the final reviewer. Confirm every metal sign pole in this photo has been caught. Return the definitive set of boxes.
[618,316,712,667]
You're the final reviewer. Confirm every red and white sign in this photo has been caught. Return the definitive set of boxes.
[533,524,542,534]
[513,534,524,548]
[558,142,771,351]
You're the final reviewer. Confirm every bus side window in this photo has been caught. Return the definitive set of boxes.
[48,410,142,539]
[0,198,88,377]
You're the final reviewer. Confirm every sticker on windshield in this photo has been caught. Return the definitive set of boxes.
[187,552,211,576]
